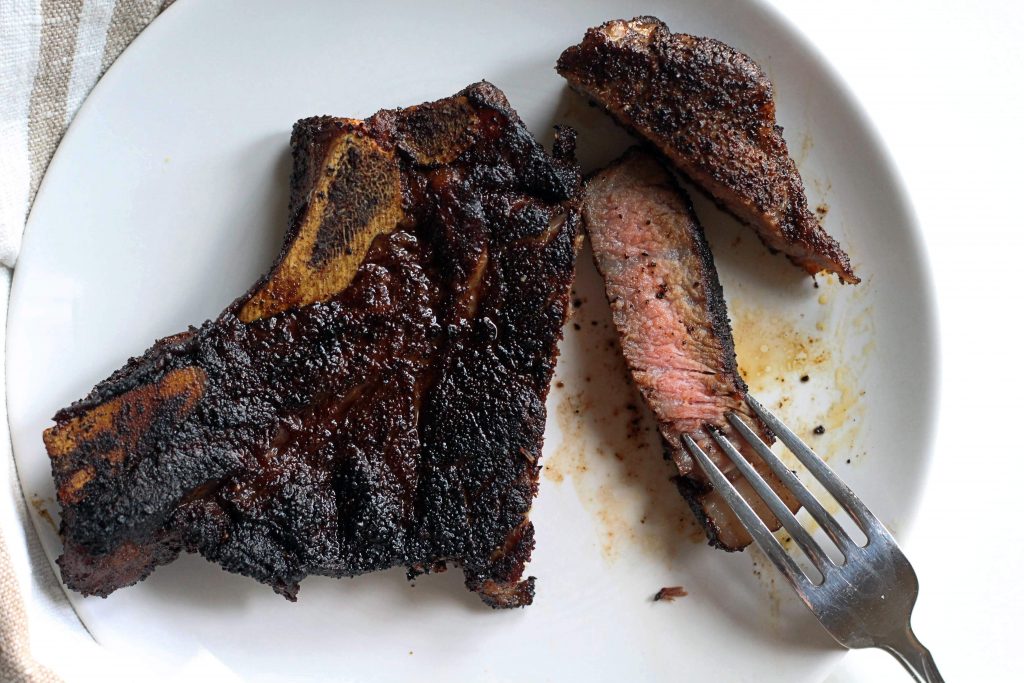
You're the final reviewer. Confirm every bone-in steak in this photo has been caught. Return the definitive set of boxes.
[44,82,582,607]
[583,148,797,550]
[558,16,859,284]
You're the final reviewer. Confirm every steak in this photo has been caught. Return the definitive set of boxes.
[44,82,582,607]
[583,148,797,550]
[558,16,859,284]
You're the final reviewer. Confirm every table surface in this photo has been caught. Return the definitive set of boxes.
[766,1,1022,681]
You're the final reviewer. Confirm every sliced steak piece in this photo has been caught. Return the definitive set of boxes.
[44,82,582,607]
[558,16,859,284]
[583,148,797,550]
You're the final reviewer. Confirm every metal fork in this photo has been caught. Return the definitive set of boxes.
[682,395,943,683]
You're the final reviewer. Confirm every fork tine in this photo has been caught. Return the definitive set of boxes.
[745,395,892,542]
[707,426,834,576]
[726,413,859,556]
[682,435,812,593]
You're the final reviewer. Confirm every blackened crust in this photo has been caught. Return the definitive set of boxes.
[558,16,858,283]
[44,82,582,607]
[665,161,748,399]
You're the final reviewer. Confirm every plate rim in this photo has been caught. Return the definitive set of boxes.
[746,0,942,535]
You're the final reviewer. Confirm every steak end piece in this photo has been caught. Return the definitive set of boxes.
[558,16,859,284]
[582,148,798,550]
[44,82,582,607]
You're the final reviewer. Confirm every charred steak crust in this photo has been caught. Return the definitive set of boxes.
[44,82,582,608]
[558,16,859,284]
[582,149,797,551]
[671,171,746,401]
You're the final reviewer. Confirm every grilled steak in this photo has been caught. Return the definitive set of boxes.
[558,16,859,284]
[583,149,796,550]
[44,82,582,607]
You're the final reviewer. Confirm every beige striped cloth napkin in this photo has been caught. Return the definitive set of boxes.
[1,1,173,681]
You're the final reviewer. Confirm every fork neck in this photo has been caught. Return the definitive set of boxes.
[879,625,944,683]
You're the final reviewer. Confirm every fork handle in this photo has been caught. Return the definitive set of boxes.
[881,626,944,682]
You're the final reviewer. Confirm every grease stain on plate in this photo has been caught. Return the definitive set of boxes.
[545,293,700,564]
[731,272,874,467]
[30,495,58,534]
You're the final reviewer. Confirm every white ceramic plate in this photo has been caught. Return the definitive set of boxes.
[7,0,938,680]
